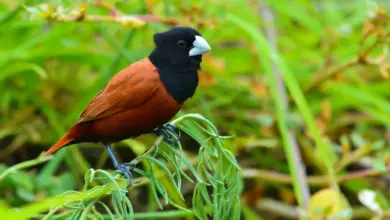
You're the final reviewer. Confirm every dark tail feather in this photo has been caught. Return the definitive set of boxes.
[43,132,74,156]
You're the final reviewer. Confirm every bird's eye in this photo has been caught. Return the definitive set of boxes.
[177,40,187,48]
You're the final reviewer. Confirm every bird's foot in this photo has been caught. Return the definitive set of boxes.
[115,163,133,184]
[153,124,180,144]
[105,144,135,185]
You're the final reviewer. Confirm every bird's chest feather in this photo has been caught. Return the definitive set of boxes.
[142,84,183,122]
[158,68,199,103]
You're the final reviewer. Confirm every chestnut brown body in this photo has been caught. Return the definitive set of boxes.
[43,58,182,155]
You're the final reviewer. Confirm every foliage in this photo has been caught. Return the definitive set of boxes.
[1,113,241,219]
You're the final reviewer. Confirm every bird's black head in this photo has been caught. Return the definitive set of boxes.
[149,26,211,103]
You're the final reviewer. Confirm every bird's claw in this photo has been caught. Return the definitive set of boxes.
[116,163,133,184]
[153,124,180,144]
[164,124,177,132]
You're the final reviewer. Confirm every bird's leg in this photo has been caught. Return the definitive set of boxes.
[152,124,180,144]
[104,144,132,184]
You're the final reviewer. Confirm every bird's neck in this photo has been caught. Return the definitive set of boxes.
[149,51,200,103]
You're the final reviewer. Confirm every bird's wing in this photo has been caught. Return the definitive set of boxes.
[77,58,160,123]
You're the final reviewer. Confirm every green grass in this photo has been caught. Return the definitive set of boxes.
[1,114,241,219]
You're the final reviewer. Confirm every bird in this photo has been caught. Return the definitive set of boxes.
[42,26,211,181]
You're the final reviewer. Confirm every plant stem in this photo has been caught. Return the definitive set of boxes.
[95,210,196,219]
[304,58,359,91]
[3,179,126,219]
[335,145,372,171]
[256,198,298,219]
[227,14,340,191]
[0,155,52,182]
[244,166,390,186]
[259,4,310,208]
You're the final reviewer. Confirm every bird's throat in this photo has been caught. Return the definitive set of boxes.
[157,69,199,103]
[149,52,200,103]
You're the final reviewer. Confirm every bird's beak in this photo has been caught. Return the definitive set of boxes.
[189,36,211,57]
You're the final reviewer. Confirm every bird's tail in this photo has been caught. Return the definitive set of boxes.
[42,132,74,156]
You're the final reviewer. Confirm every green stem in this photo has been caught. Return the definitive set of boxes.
[259,4,310,208]
[336,145,372,171]
[0,156,52,182]
[3,179,126,219]
[101,210,196,219]
[227,14,339,193]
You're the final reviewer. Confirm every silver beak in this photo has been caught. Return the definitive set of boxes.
[189,35,211,57]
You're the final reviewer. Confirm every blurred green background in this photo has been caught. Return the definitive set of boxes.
[1,0,390,219]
